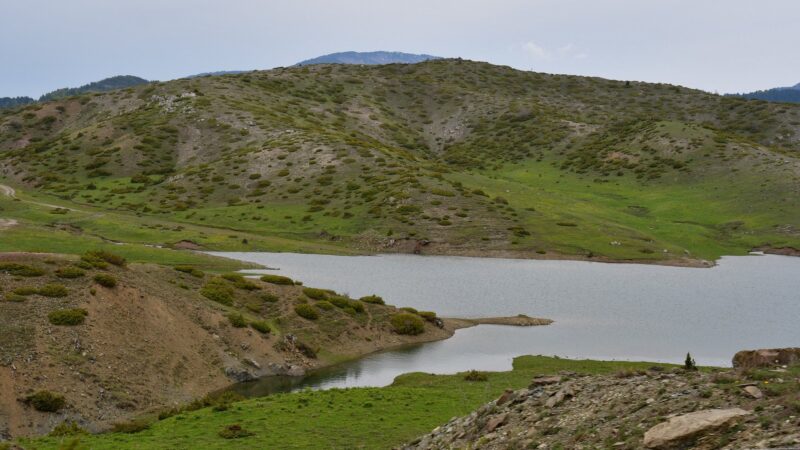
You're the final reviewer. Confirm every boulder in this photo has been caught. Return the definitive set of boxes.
[642,408,750,449]
[741,385,763,399]
[732,348,800,369]
[483,413,507,433]
[529,376,561,387]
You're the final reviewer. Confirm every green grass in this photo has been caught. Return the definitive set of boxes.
[21,356,688,449]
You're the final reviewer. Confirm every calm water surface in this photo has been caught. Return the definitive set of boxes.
[208,252,800,394]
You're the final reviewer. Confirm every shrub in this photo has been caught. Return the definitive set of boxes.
[302,287,329,300]
[260,274,294,285]
[227,312,247,328]
[250,320,271,334]
[463,370,489,382]
[37,284,69,297]
[390,313,425,335]
[260,293,279,303]
[93,273,117,288]
[0,263,45,277]
[400,307,419,314]
[174,265,204,278]
[55,266,85,279]
[418,311,437,322]
[82,250,126,267]
[26,391,66,412]
[294,304,319,320]
[218,424,254,439]
[49,421,87,437]
[48,308,88,326]
[201,279,234,305]
[12,286,38,295]
[359,294,384,305]
[684,352,697,371]
[222,273,259,290]
[3,293,26,302]
[315,300,334,310]
[295,340,317,358]
[111,418,151,434]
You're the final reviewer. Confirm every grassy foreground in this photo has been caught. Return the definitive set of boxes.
[20,356,689,450]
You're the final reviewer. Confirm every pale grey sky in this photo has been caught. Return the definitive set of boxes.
[1,0,798,97]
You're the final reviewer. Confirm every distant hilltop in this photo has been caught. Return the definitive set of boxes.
[1,75,149,109]
[730,82,800,103]
[296,51,441,66]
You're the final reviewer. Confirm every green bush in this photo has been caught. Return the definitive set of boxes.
[302,287,329,300]
[55,266,85,279]
[222,273,260,290]
[174,265,204,278]
[49,421,87,437]
[418,311,437,322]
[3,293,26,302]
[48,308,88,326]
[315,300,334,310]
[250,320,271,334]
[390,313,425,335]
[82,250,126,267]
[201,278,234,305]
[463,370,489,382]
[218,424,254,439]
[294,304,319,320]
[359,294,384,305]
[93,273,117,288]
[0,263,45,277]
[227,312,247,328]
[26,391,66,412]
[37,284,69,297]
[260,274,294,285]
[111,418,151,434]
[12,286,38,296]
[400,307,419,314]
[329,296,363,312]
[260,293,279,303]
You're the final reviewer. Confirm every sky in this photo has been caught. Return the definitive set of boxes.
[1,0,798,98]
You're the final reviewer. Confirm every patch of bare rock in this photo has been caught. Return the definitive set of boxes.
[404,351,800,450]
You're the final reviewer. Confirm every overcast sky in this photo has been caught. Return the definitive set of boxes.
[2,0,798,98]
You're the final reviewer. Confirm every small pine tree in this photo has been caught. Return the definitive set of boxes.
[684,352,697,371]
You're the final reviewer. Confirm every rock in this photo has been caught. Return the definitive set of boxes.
[244,358,261,369]
[545,382,577,408]
[483,413,507,433]
[496,389,515,406]
[642,408,750,449]
[224,366,256,382]
[529,376,562,387]
[742,385,763,399]
[732,348,800,369]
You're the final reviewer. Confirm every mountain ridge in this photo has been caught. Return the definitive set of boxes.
[296,51,441,66]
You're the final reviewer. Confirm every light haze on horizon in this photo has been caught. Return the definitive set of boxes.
[1,0,798,98]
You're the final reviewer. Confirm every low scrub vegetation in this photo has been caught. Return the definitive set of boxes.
[25,391,66,412]
[174,265,204,278]
[249,320,271,334]
[294,303,319,320]
[302,287,329,300]
[37,283,69,297]
[227,312,247,328]
[259,274,294,285]
[55,266,85,279]
[93,273,117,288]
[48,308,88,325]
[360,294,385,305]
[0,262,45,277]
[200,278,234,305]
[81,250,126,268]
[390,313,425,335]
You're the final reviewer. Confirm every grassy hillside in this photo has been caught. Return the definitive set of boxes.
[0,253,451,438]
[1,60,798,263]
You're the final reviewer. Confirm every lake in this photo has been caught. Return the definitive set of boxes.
[208,251,800,393]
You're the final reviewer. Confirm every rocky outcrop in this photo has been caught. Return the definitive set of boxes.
[642,408,750,449]
[405,365,800,450]
[732,347,800,369]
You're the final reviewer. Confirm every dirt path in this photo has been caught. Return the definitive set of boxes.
[0,183,82,212]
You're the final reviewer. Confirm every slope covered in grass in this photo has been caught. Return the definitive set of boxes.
[1,60,798,263]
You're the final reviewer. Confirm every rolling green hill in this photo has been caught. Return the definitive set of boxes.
[1,59,798,264]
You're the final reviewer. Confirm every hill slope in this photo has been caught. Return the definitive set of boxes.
[0,60,798,264]
[38,75,149,102]
[296,51,440,66]
[732,82,800,103]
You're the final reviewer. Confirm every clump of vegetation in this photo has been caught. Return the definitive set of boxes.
[37,283,69,297]
[463,370,489,382]
[260,274,294,285]
[218,424,254,439]
[417,311,437,322]
[48,308,88,326]
[55,266,85,279]
[49,421,87,437]
[359,294,384,305]
[294,303,319,320]
[111,418,152,434]
[250,320,271,334]
[222,273,260,290]
[390,313,425,335]
[93,273,117,288]
[174,265,204,278]
[81,250,126,268]
[227,312,247,328]
[684,352,697,371]
[260,293,279,303]
[12,286,38,296]
[201,278,234,305]
[25,391,66,412]
[315,300,334,310]
[302,287,329,300]
[0,262,45,277]
[3,292,26,302]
